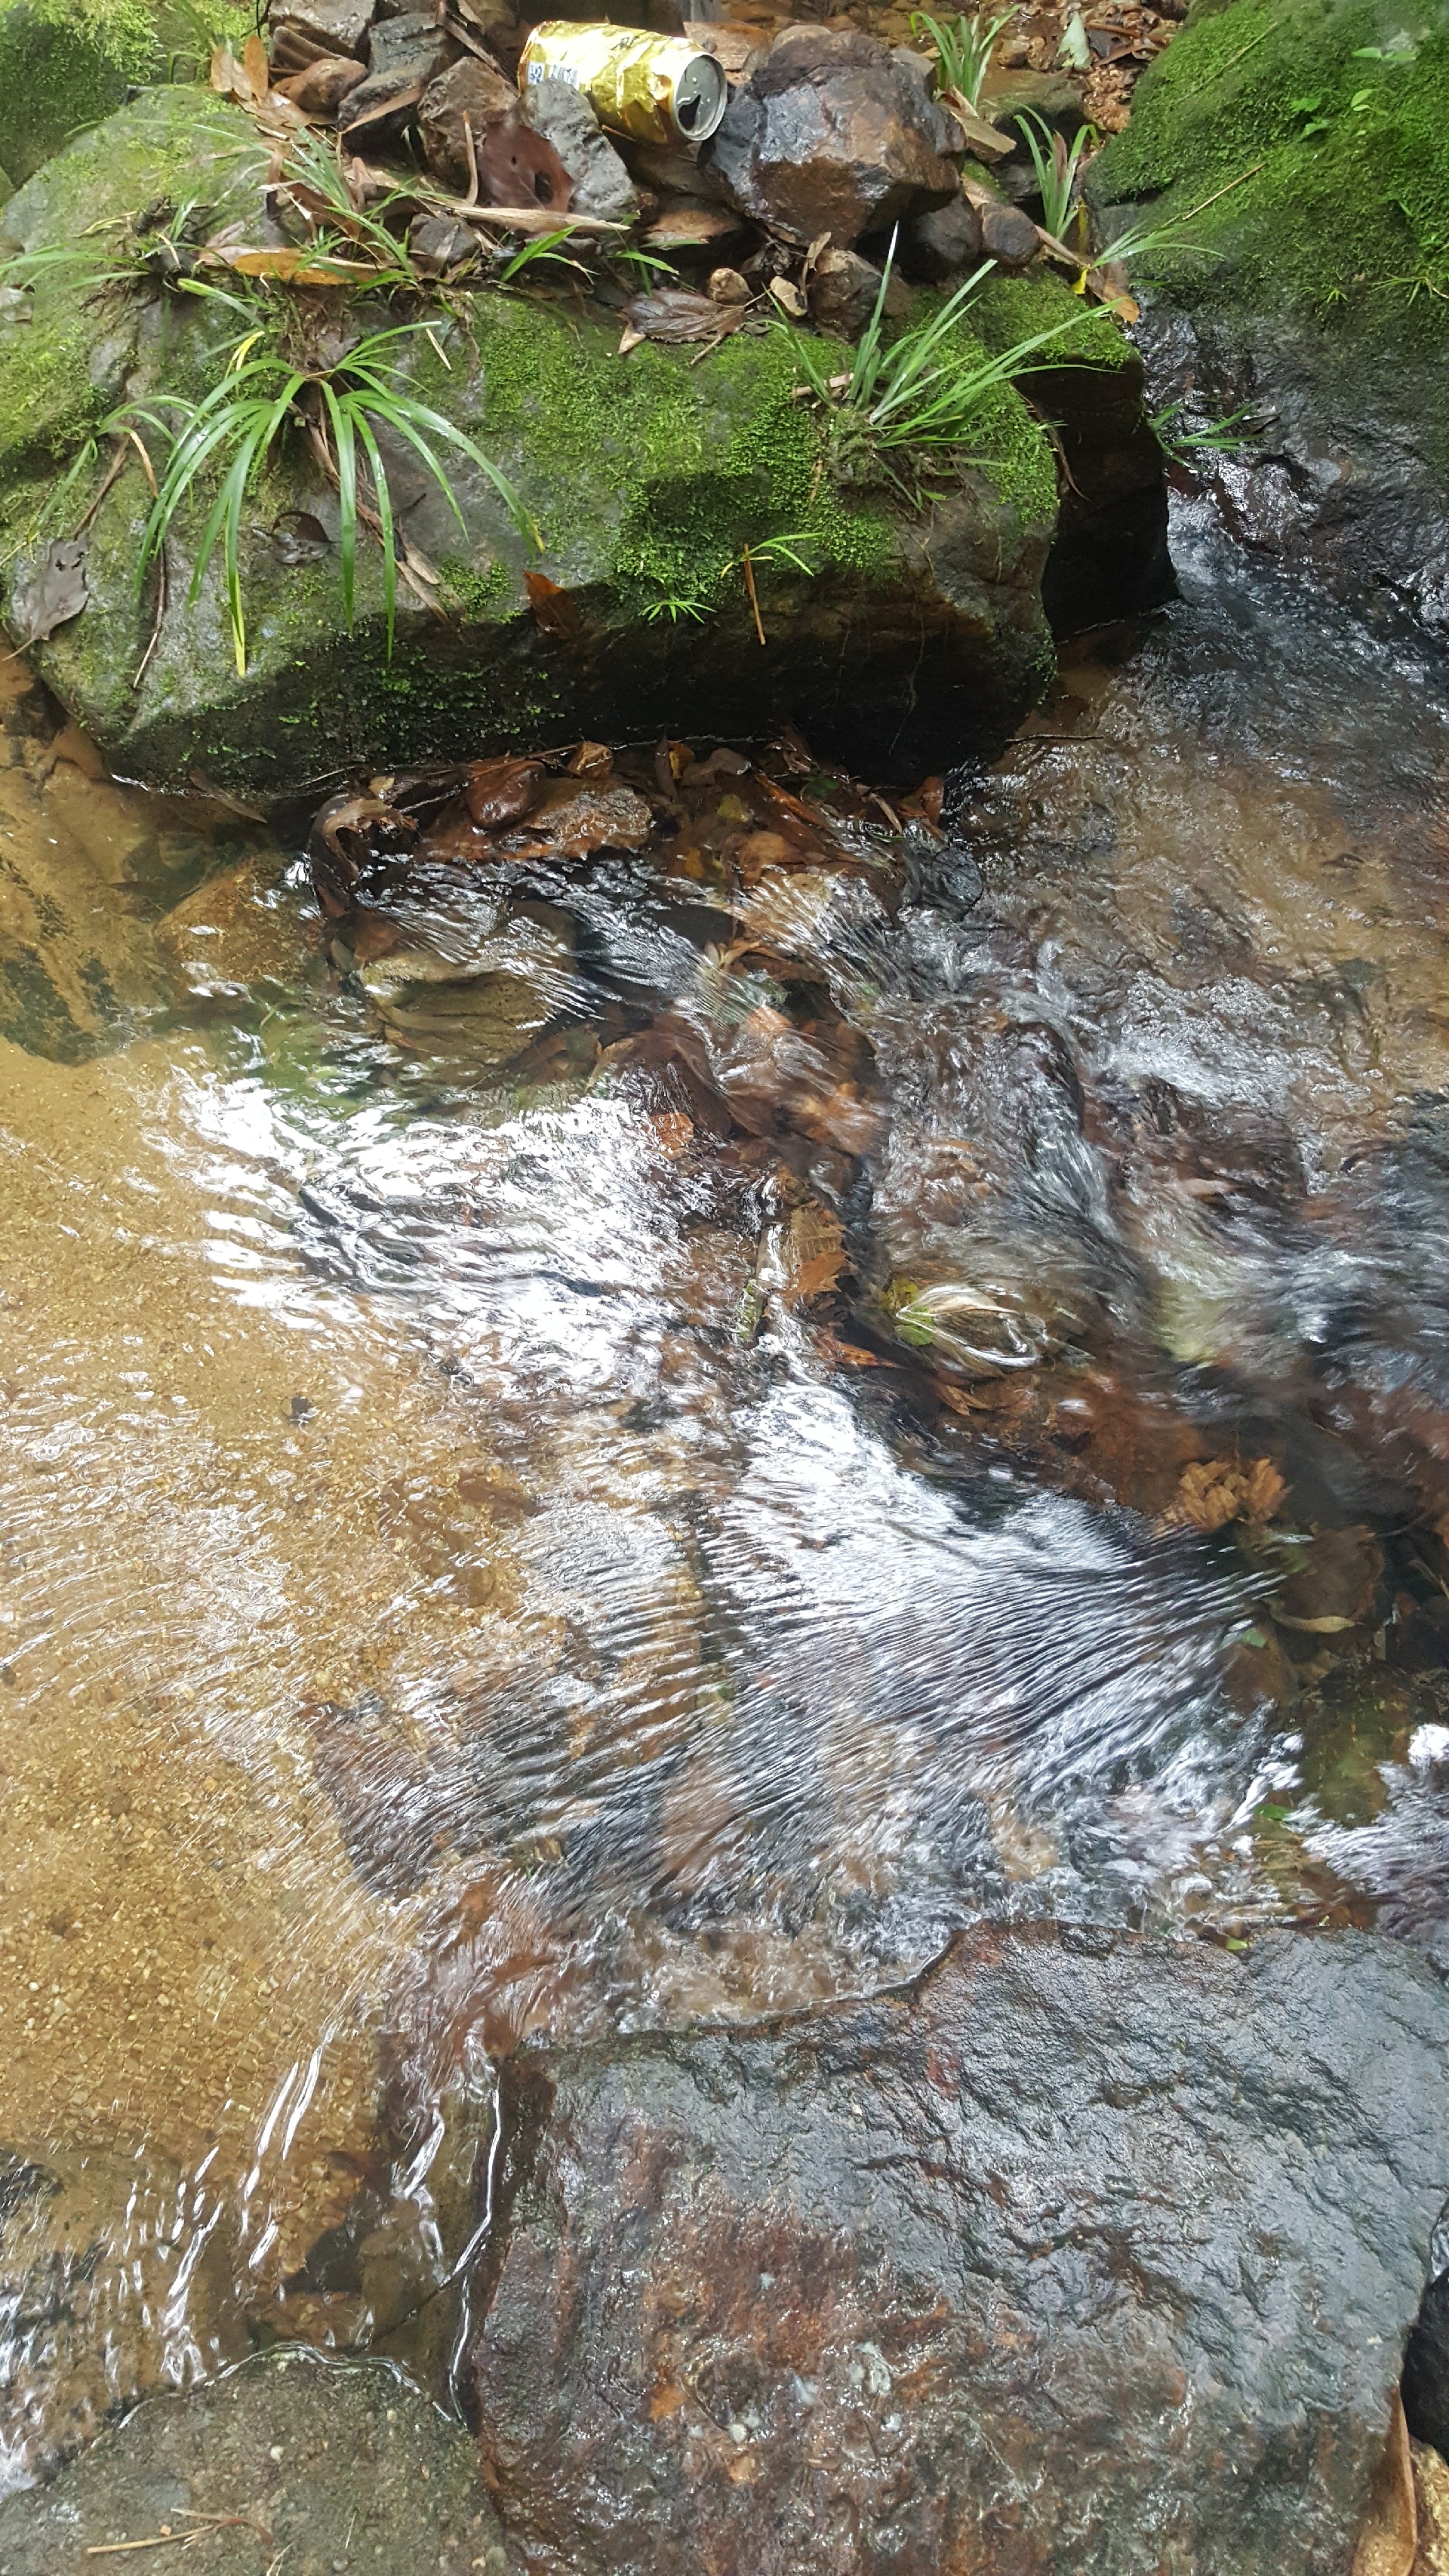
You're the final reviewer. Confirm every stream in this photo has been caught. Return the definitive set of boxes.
[2,497,1448,2488]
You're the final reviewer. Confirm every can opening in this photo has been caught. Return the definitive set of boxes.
[672,52,727,140]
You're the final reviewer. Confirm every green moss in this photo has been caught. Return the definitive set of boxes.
[1092,0,1449,446]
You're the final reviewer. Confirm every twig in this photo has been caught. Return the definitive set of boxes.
[131,540,168,691]
[84,2537,201,2557]
[443,199,629,235]
[71,444,129,536]
[740,544,765,648]
[461,110,479,208]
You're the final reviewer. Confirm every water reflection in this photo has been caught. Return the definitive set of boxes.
[1,503,1447,2482]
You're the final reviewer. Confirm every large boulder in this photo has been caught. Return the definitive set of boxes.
[0,87,1161,795]
[703,25,964,250]
[1090,0,1449,633]
[471,1923,1449,2575]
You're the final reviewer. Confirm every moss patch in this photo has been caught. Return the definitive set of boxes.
[1092,0,1449,470]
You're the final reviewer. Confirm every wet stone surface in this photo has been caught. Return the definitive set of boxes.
[473,1924,1449,2576]
[0,2349,506,2573]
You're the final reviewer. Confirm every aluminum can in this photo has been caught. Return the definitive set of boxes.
[518,23,728,147]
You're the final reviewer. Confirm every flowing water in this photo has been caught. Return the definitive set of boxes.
[2,499,1448,2484]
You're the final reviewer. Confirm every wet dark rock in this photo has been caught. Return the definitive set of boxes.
[1032,343,1174,634]
[1403,2271,1449,2461]
[982,66,1090,142]
[1275,1525,1384,1636]
[521,78,638,226]
[1090,0,1449,635]
[0,2347,506,2574]
[960,176,1039,269]
[471,1923,1449,2575]
[418,55,516,189]
[899,192,985,282]
[703,25,963,249]
[339,7,457,140]
[271,0,377,62]
[806,245,907,337]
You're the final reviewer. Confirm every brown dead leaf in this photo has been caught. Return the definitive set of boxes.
[814,1329,890,1368]
[1412,2441,1449,2575]
[463,756,546,830]
[523,570,582,645]
[568,740,614,777]
[215,244,381,281]
[649,1111,694,1159]
[1354,2394,1416,2576]
[11,536,88,644]
[1164,1456,1287,1533]
[242,30,270,95]
[622,286,747,346]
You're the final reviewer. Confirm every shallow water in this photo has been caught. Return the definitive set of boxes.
[2,502,1448,2480]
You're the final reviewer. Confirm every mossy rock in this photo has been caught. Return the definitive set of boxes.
[0,88,1160,794]
[1091,0,1449,629]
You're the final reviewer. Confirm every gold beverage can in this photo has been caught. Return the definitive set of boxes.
[518,23,729,147]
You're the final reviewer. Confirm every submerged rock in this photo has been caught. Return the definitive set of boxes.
[0,2347,506,2573]
[703,25,964,249]
[471,1924,1449,2574]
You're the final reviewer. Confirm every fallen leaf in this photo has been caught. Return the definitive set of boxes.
[524,570,582,645]
[242,30,270,95]
[568,739,614,776]
[211,243,380,282]
[767,275,808,318]
[622,285,747,345]
[1352,2393,1416,2576]
[11,537,88,644]
[463,756,546,829]
[1164,1456,1287,1533]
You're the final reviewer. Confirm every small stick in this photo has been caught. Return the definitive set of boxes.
[461,110,480,208]
[740,545,765,648]
[444,199,628,235]
[131,540,168,691]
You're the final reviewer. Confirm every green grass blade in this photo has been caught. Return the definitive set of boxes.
[352,408,397,657]
[318,380,357,626]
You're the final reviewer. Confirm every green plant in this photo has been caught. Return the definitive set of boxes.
[138,298,537,672]
[1014,110,1095,242]
[641,586,711,623]
[498,229,592,285]
[786,234,1115,495]
[273,127,430,288]
[909,7,1014,110]
[1149,396,1264,462]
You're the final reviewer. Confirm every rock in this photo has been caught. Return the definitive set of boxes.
[0,0,153,186]
[703,24,963,250]
[270,0,373,54]
[418,54,517,190]
[641,200,747,257]
[471,1925,1449,2574]
[1089,0,1449,635]
[981,66,1090,142]
[629,140,729,201]
[339,5,457,139]
[521,77,638,226]
[1024,329,1172,631]
[1274,1525,1384,1636]
[0,89,1164,792]
[808,245,906,338]
[899,192,985,281]
[272,50,369,115]
[271,0,377,59]
[0,2347,505,2574]
[961,175,1039,268]
[1404,2273,1449,2462]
